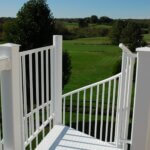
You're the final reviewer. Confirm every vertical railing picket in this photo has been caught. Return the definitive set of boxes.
[70,94,72,127]
[100,83,105,140]
[35,52,39,146]
[94,85,99,138]
[82,90,86,133]
[76,92,79,130]
[89,87,93,135]
[105,81,111,142]
[110,78,117,142]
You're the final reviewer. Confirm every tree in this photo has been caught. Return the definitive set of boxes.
[110,20,127,45]
[4,0,54,50]
[121,22,146,52]
[91,15,98,23]
[99,16,113,24]
[3,0,72,88]
[78,19,88,28]
[113,21,146,75]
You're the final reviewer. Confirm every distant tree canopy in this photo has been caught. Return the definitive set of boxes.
[54,21,72,40]
[99,16,113,24]
[3,0,72,87]
[110,20,146,52]
[90,15,99,23]
[78,19,88,28]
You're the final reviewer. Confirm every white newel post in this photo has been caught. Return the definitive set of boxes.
[52,35,62,125]
[0,44,24,150]
[116,50,127,148]
[131,47,150,150]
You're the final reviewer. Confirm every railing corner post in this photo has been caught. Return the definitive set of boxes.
[131,47,150,150]
[52,35,63,125]
[0,43,24,150]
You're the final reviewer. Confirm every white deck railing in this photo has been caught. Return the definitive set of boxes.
[0,36,62,150]
[62,73,121,143]
[20,45,55,149]
[0,37,150,150]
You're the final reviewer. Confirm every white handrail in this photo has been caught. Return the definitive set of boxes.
[20,45,54,56]
[62,73,121,98]
[119,43,137,58]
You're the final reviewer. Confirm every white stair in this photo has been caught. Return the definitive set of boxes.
[36,125,122,150]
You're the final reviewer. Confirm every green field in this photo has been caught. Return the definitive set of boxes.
[144,34,150,42]
[63,37,121,94]
[63,21,112,30]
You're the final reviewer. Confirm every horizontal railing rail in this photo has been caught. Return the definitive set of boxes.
[20,46,54,56]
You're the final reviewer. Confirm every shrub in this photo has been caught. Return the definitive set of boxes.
[99,28,109,37]
[99,16,113,24]
[90,15,99,23]
[78,19,88,28]
[63,51,72,88]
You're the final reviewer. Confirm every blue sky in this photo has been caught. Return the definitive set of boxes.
[0,0,150,19]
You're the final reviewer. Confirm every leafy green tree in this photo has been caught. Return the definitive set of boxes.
[91,15,98,23]
[4,0,54,50]
[110,20,127,45]
[99,16,113,24]
[3,0,72,88]
[121,22,146,52]
[78,19,88,28]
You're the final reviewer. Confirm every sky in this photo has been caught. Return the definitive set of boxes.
[0,0,150,19]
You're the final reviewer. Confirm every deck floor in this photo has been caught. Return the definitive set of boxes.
[36,125,122,150]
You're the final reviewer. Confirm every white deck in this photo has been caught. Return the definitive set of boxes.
[36,125,122,150]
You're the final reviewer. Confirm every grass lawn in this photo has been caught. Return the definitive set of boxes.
[63,21,112,30]
[144,34,150,43]
[63,37,121,94]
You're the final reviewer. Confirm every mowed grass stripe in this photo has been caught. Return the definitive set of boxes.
[63,37,121,93]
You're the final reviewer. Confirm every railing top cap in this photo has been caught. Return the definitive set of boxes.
[119,43,137,57]
[119,43,132,54]
[0,43,20,48]
[136,47,150,52]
